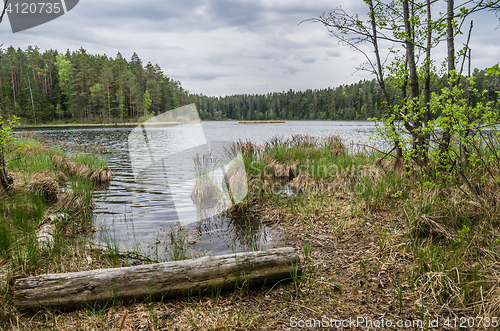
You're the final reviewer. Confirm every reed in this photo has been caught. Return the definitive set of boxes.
[232,134,500,320]
[0,133,124,324]
[5,133,500,329]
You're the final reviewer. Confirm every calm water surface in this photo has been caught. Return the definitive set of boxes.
[19,121,378,260]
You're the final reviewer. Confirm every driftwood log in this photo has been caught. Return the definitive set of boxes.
[14,247,301,310]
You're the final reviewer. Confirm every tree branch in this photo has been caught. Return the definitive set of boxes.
[0,0,9,25]
[456,21,473,87]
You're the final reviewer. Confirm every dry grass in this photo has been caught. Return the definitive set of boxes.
[480,261,500,319]
[190,180,220,209]
[90,168,114,185]
[6,194,422,330]
[260,154,297,179]
[414,269,464,313]
[411,214,456,242]
[380,154,407,171]
[232,134,346,159]
[237,135,500,325]
[9,171,66,200]
[4,134,500,329]
[27,173,60,202]
[51,154,114,186]
[289,173,317,193]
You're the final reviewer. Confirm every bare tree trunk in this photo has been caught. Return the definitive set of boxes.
[403,0,419,101]
[439,0,455,165]
[403,0,426,165]
[107,84,111,123]
[0,0,8,24]
[0,139,13,191]
[10,67,17,117]
[446,0,456,78]
[130,87,133,120]
[424,0,432,120]
[421,0,433,165]
[368,0,403,158]
[0,0,13,191]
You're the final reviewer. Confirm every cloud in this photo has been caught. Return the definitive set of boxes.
[178,71,228,81]
[326,50,341,57]
[205,0,263,28]
[0,0,498,97]
[299,57,316,64]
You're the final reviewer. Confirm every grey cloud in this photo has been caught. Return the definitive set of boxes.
[282,65,300,75]
[205,0,263,28]
[1,0,498,97]
[177,72,228,81]
[77,0,206,22]
[298,56,316,64]
[327,50,341,57]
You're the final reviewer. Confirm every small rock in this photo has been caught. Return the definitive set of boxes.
[37,213,69,247]
[37,224,55,247]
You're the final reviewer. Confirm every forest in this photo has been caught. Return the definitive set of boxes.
[196,72,499,121]
[0,46,498,124]
[0,46,188,124]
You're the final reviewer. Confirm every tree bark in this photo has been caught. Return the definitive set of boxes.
[0,1,13,192]
[403,0,419,101]
[368,0,403,158]
[421,0,433,165]
[403,0,426,165]
[0,137,13,191]
[438,0,455,166]
[14,247,301,310]
[447,0,455,78]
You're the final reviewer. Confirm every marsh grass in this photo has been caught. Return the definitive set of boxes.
[0,133,126,326]
[69,152,108,169]
[163,223,200,262]
[233,134,500,320]
[5,133,500,329]
[101,233,122,268]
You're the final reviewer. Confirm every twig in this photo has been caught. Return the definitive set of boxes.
[353,143,398,165]
[354,143,394,156]
[456,21,474,87]
[376,146,397,165]
[0,0,9,25]
[291,302,320,314]
[118,311,128,331]
[456,169,484,207]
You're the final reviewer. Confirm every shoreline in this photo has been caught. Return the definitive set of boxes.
[238,120,286,124]
[17,119,375,129]
[17,121,202,129]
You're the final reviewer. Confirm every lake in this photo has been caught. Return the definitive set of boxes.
[18,120,379,260]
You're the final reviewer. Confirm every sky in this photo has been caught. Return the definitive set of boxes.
[0,0,499,97]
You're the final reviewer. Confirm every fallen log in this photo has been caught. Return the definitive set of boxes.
[14,247,301,310]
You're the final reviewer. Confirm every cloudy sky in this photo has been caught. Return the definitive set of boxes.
[1,0,499,96]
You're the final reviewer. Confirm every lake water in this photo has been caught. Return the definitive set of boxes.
[18,121,378,260]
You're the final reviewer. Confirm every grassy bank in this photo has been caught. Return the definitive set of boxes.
[0,133,122,324]
[4,133,500,330]
[232,134,500,325]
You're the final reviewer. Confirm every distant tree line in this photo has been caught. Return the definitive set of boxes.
[0,46,189,124]
[0,46,498,124]
[194,70,499,121]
